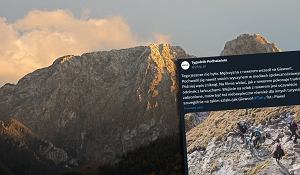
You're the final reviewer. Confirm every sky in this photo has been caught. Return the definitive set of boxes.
[0,0,300,85]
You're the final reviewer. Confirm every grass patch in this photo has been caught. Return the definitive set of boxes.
[246,160,270,175]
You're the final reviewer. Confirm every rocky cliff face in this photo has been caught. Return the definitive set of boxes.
[0,44,189,167]
[187,106,300,175]
[184,112,209,132]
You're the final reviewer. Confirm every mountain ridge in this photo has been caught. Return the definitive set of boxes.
[0,44,190,168]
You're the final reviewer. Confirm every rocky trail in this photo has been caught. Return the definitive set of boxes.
[188,112,300,175]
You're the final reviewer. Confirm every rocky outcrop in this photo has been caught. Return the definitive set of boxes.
[184,112,209,132]
[221,34,281,56]
[0,44,190,166]
[187,106,300,175]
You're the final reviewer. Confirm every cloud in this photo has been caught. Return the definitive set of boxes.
[152,33,171,44]
[0,9,171,85]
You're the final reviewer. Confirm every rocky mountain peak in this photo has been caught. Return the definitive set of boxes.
[52,55,75,65]
[221,33,281,56]
[0,43,189,167]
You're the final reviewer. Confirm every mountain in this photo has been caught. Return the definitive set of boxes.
[221,33,281,56]
[0,44,190,174]
[187,34,300,175]
[0,34,289,175]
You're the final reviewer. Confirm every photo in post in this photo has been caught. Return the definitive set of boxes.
[185,106,300,175]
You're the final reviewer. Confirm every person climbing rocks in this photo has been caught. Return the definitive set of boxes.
[251,127,262,148]
[272,139,285,163]
[244,134,252,149]
[286,113,294,125]
[237,121,248,141]
[288,120,299,143]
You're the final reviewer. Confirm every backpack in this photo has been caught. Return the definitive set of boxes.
[240,124,247,133]
[253,130,261,138]
[276,144,285,157]
[290,122,298,132]
[293,122,298,130]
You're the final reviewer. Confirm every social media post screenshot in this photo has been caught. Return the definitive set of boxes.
[176,51,300,175]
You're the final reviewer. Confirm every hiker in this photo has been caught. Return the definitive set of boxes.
[251,127,262,148]
[289,120,299,143]
[272,139,285,163]
[237,122,248,141]
[244,134,252,149]
[286,113,294,125]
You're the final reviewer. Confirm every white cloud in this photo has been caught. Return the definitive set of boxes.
[0,9,171,85]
